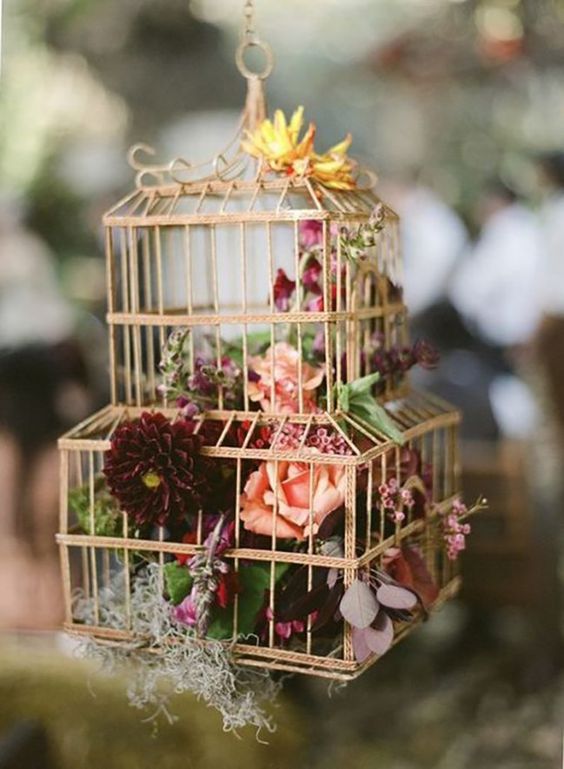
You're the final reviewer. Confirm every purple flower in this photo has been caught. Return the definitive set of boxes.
[203,518,235,556]
[312,329,325,356]
[247,368,261,384]
[302,257,322,293]
[299,220,323,248]
[413,339,440,370]
[306,294,324,312]
[172,589,198,627]
[176,396,201,418]
[187,358,216,395]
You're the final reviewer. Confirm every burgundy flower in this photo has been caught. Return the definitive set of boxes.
[413,339,440,369]
[273,268,296,311]
[235,420,273,449]
[103,412,213,527]
[306,294,324,312]
[302,257,322,293]
[216,570,240,609]
[299,219,323,248]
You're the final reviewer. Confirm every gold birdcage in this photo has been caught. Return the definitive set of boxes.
[57,10,467,683]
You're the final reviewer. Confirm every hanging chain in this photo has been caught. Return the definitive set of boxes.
[242,0,256,42]
[235,0,273,80]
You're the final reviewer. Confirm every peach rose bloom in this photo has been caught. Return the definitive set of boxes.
[241,458,346,540]
[247,342,324,414]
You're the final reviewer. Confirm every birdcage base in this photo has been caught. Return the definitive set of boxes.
[62,576,460,681]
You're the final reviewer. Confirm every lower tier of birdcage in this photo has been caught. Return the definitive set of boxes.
[57,396,462,681]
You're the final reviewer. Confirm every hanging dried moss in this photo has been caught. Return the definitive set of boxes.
[73,564,280,736]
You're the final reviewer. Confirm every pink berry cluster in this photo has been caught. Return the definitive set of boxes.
[378,477,415,525]
[443,498,471,560]
[273,423,353,455]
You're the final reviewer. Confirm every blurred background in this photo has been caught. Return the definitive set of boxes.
[1,0,564,766]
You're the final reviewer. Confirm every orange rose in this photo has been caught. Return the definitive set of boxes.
[240,458,346,540]
[247,342,324,414]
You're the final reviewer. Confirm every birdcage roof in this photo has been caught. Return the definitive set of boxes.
[103,175,395,227]
[59,390,459,466]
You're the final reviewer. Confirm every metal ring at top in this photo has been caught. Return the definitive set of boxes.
[236,39,274,80]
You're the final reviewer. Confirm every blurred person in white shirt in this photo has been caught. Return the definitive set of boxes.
[449,182,542,440]
[450,182,542,350]
[388,180,468,318]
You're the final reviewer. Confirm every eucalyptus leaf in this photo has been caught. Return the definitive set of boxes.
[376,583,418,611]
[317,505,345,540]
[401,545,439,609]
[339,579,379,629]
[351,626,372,663]
[365,610,394,655]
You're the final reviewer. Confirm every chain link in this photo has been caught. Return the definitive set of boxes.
[236,0,273,80]
[243,0,256,41]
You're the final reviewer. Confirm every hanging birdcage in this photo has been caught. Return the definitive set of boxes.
[56,3,483,727]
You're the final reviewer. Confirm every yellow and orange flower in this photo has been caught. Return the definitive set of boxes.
[242,106,356,190]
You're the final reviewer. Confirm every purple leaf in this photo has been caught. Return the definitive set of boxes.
[311,581,344,633]
[278,566,325,610]
[385,608,414,622]
[278,582,329,622]
[327,568,339,588]
[401,545,439,608]
[376,583,418,610]
[317,506,345,540]
[352,627,372,663]
[339,579,379,629]
[365,611,394,655]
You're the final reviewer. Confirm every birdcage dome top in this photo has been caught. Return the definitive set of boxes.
[104,74,391,227]
[103,176,393,227]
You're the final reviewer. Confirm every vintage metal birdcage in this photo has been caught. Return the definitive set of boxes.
[57,12,470,686]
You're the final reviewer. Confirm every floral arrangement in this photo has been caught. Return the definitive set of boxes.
[70,403,484,670]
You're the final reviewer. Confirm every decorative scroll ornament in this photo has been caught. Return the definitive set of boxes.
[126,9,376,192]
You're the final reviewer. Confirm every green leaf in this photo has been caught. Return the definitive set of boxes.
[347,372,381,397]
[164,562,193,605]
[335,382,349,413]
[206,608,234,640]
[351,399,405,445]
[223,331,273,365]
[207,562,290,641]
[334,376,405,445]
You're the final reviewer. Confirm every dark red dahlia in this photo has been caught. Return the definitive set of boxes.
[103,412,212,527]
